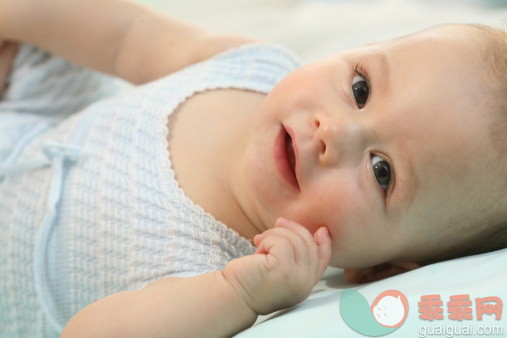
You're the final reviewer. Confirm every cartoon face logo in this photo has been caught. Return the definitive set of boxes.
[371,290,409,328]
[340,289,409,336]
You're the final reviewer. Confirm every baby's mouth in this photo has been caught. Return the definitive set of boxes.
[284,128,301,191]
[285,131,297,182]
[274,125,300,191]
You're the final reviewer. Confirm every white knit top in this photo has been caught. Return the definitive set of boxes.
[0,43,300,337]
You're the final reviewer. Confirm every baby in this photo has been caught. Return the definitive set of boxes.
[0,0,506,337]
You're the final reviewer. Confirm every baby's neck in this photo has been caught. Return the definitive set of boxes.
[208,92,269,239]
[167,89,267,240]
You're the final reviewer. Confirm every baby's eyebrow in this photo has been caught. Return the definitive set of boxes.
[364,49,391,95]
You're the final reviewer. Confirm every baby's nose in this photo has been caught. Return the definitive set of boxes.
[312,113,364,167]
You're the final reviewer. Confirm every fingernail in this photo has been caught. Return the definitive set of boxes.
[276,217,287,226]
[318,226,329,239]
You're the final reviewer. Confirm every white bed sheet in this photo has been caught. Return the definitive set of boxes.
[237,248,507,337]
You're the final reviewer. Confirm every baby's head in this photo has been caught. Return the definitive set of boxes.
[403,23,507,263]
[243,23,507,281]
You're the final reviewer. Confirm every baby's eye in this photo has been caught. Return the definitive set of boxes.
[352,74,369,109]
[371,155,391,191]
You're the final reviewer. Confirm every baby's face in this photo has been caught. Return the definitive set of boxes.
[242,25,497,268]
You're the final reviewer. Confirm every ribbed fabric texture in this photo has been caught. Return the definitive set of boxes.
[0,43,300,337]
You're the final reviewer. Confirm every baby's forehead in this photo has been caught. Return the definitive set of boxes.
[406,24,479,43]
[386,28,489,91]
[383,24,485,60]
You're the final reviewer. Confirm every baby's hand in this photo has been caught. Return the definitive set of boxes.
[222,218,331,315]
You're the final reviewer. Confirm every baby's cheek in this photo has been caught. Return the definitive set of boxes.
[307,191,371,267]
[298,187,357,239]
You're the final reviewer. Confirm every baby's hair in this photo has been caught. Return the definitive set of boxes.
[420,22,507,266]
[470,22,507,260]
[468,22,507,156]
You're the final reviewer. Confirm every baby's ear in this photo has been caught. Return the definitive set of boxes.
[343,261,420,284]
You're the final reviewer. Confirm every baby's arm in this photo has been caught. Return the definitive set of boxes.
[0,0,259,84]
[60,218,331,337]
[61,272,257,337]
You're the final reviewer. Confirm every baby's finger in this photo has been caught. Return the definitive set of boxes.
[313,226,332,276]
[276,218,315,244]
[255,227,309,266]
[253,218,304,245]
[276,218,319,260]
[255,233,297,268]
[254,217,309,243]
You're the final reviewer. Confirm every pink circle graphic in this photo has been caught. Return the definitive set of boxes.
[370,289,409,328]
